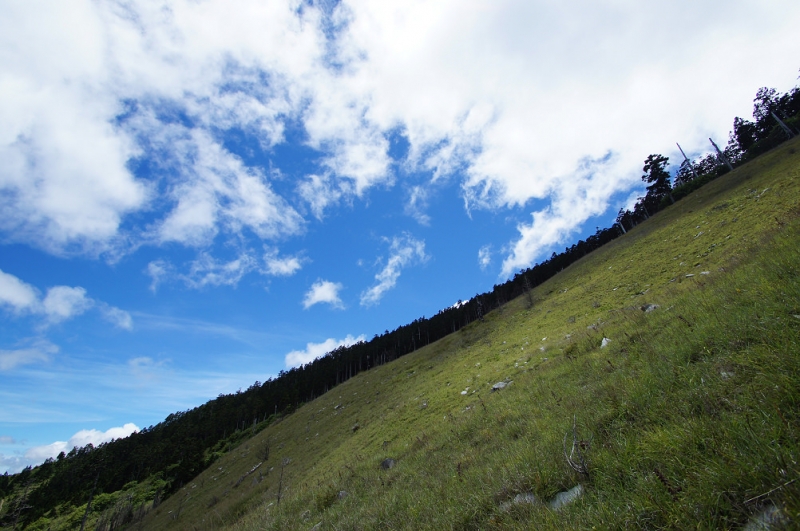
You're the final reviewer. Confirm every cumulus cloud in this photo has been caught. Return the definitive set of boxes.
[0,269,39,313]
[263,248,303,277]
[7,423,140,472]
[361,233,427,306]
[0,269,132,330]
[0,339,58,371]
[303,280,345,309]
[42,286,94,324]
[285,334,365,367]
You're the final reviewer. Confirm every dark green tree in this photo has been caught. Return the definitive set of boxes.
[642,154,673,206]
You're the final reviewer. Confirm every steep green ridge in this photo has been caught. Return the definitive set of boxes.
[131,137,800,530]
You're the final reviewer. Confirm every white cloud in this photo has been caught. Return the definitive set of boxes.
[181,252,258,288]
[1,0,799,271]
[360,233,427,306]
[297,174,347,220]
[404,185,431,225]
[146,259,172,293]
[478,245,491,270]
[100,304,134,331]
[303,280,345,309]
[147,127,304,247]
[22,423,139,464]
[42,286,94,324]
[285,334,365,367]
[0,339,58,371]
[0,269,39,312]
[263,248,303,277]
[0,270,133,330]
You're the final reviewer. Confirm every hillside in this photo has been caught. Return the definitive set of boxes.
[125,136,800,530]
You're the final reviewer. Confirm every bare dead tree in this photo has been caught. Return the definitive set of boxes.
[277,458,290,505]
[563,416,590,479]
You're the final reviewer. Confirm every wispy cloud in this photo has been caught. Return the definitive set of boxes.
[404,185,431,225]
[181,252,258,288]
[285,334,365,367]
[0,339,58,371]
[303,280,345,309]
[360,233,427,306]
[478,245,492,271]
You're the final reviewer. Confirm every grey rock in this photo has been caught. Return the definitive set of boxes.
[600,337,611,348]
[641,303,660,313]
[549,484,583,511]
[380,458,396,470]
[500,492,538,511]
[491,381,511,392]
[743,505,787,531]
[337,490,348,499]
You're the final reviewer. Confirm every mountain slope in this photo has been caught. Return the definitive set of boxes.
[134,136,800,530]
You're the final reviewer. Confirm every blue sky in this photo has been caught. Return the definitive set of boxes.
[1,0,799,473]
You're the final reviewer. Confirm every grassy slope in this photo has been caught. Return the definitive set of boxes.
[140,137,800,530]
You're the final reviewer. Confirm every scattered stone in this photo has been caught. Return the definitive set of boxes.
[743,505,787,531]
[351,423,360,433]
[641,303,660,313]
[549,484,584,511]
[491,381,511,392]
[700,271,710,275]
[337,490,348,499]
[500,493,539,511]
[720,371,734,380]
[600,337,611,348]
[461,387,469,395]
[420,401,428,409]
[685,273,695,278]
[381,458,396,470]
[334,404,341,410]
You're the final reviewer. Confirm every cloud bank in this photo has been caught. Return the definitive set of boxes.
[1,0,799,275]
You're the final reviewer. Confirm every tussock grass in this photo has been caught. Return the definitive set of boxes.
[141,138,800,530]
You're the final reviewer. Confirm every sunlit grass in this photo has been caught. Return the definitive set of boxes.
[137,138,800,530]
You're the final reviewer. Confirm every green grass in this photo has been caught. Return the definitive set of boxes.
[135,137,800,530]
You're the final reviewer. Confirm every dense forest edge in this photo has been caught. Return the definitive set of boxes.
[1,74,798,530]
